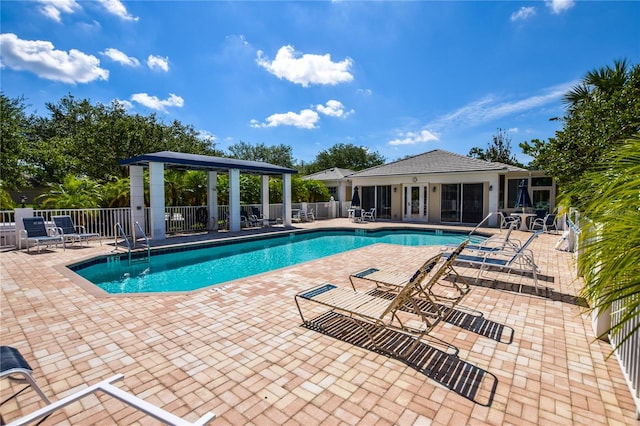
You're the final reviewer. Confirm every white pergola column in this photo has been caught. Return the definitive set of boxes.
[129,166,145,237]
[228,168,241,232]
[207,171,218,231]
[261,175,270,221]
[149,162,166,240]
[488,177,500,227]
[282,173,292,227]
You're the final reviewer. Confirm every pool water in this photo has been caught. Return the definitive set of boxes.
[73,229,484,294]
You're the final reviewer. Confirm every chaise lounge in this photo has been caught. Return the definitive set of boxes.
[296,254,457,359]
[53,215,102,246]
[20,217,65,253]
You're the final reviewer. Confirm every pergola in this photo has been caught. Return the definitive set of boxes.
[120,151,298,239]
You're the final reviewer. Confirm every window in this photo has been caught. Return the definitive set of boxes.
[532,177,553,187]
[507,179,520,208]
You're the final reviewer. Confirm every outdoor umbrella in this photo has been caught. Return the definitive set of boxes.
[515,179,532,212]
[351,186,361,209]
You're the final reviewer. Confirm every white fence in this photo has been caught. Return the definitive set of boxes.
[0,202,333,248]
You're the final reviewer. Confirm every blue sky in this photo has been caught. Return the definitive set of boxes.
[1,1,638,165]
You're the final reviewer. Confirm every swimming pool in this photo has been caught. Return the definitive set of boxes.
[71,228,485,294]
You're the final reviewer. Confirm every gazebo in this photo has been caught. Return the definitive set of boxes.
[120,151,298,239]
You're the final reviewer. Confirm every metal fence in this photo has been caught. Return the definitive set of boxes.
[611,296,640,419]
[0,202,333,248]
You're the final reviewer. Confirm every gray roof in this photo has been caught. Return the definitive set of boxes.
[120,151,298,176]
[302,168,355,181]
[350,149,527,177]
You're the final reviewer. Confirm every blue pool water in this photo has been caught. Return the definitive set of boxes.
[72,229,484,294]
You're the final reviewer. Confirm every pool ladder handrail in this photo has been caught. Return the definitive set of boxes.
[113,222,150,265]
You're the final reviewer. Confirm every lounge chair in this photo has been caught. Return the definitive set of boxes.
[20,217,65,253]
[446,230,544,293]
[531,213,557,233]
[0,346,215,426]
[53,215,101,246]
[350,240,470,309]
[0,346,51,410]
[362,208,376,222]
[295,254,448,359]
[447,221,520,253]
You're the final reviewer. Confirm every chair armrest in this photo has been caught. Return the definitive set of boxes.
[75,225,88,233]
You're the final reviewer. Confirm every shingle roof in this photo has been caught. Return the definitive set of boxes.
[350,149,527,177]
[302,168,355,181]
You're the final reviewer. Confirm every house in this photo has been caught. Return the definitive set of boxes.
[346,149,556,226]
[302,167,355,203]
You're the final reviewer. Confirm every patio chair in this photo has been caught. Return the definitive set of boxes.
[362,208,376,222]
[350,240,470,309]
[1,346,51,410]
[446,231,544,293]
[295,254,446,359]
[498,211,519,230]
[53,215,102,246]
[20,217,65,253]
[531,213,557,233]
[0,346,215,426]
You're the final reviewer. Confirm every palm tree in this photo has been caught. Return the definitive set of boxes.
[37,175,102,208]
[569,134,640,346]
[563,59,630,110]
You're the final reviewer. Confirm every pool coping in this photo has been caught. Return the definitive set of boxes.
[58,226,489,298]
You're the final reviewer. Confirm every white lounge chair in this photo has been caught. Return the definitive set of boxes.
[20,217,65,253]
[0,346,215,426]
[445,231,544,293]
[53,215,101,246]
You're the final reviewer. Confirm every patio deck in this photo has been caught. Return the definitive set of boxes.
[1,219,637,425]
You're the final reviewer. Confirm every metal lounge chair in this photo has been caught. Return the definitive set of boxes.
[445,230,544,293]
[0,346,52,411]
[444,221,520,253]
[295,254,448,359]
[0,346,215,426]
[20,217,65,253]
[350,240,470,309]
[52,215,101,246]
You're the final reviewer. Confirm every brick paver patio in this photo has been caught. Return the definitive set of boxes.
[1,220,638,425]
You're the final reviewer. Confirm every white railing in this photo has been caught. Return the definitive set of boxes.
[0,202,335,248]
[611,296,640,419]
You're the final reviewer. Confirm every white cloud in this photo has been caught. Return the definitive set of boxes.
[316,100,354,118]
[256,45,353,87]
[198,130,217,143]
[36,0,80,22]
[428,83,573,130]
[96,0,139,21]
[130,93,184,112]
[251,109,320,129]
[147,55,169,72]
[389,130,439,146]
[508,127,519,133]
[101,48,140,67]
[357,88,373,96]
[511,6,536,22]
[0,33,108,84]
[113,98,133,110]
[545,0,575,14]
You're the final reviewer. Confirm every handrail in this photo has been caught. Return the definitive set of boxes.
[134,221,150,262]
[114,223,132,264]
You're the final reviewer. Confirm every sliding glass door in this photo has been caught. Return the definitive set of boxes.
[441,183,484,224]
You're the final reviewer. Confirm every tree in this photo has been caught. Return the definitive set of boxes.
[36,175,103,208]
[227,141,294,168]
[521,60,640,209]
[468,128,523,167]
[566,135,640,345]
[0,93,33,189]
[22,94,221,184]
[307,143,385,173]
